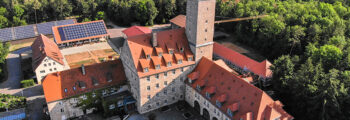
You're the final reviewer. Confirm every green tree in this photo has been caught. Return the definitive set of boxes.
[95,11,105,20]
[12,16,26,26]
[12,5,24,17]
[0,15,8,28]
[133,0,158,26]
[50,0,72,19]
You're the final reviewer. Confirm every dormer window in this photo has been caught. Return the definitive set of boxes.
[146,54,151,59]
[155,64,160,69]
[158,52,163,57]
[206,92,210,98]
[144,67,149,72]
[188,78,192,83]
[227,109,233,117]
[178,59,183,64]
[167,62,172,67]
[188,57,193,61]
[169,50,174,54]
[180,47,184,53]
[216,100,222,108]
[196,84,201,91]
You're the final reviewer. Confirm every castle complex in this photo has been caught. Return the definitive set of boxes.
[41,0,293,120]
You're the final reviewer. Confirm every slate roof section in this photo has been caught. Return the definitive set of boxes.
[187,57,293,120]
[42,60,126,103]
[170,15,186,28]
[126,28,195,78]
[213,42,272,78]
[31,34,64,71]
[122,26,152,38]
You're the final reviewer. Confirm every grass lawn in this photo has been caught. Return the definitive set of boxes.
[9,42,33,52]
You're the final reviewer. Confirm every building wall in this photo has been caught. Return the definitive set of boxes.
[35,57,66,84]
[185,84,231,120]
[138,65,195,113]
[47,98,85,120]
[186,0,215,61]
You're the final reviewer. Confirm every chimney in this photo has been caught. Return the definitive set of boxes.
[152,32,157,47]
[81,64,86,75]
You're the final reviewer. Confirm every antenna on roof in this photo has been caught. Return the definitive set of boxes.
[81,64,86,75]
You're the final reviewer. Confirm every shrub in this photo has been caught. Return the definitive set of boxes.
[20,79,35,88]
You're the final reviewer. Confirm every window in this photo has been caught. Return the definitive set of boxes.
[188,57,193,61]
[61,109,64,112]
[180,47,184,52]
[214,108,216,113]
[44,64,47,67]
[147,76,150,81]
[206,20,208,23]
[40,70,45,73]
[147,95,151,100]
[156,93,159,97]
[164,90,167,95]
[196,85,201,91]
[155,65,160,69]
[73,86,76,91]
[49,69,52,71]
[109,104,115,109]
[158,52,163,57]
[156,102,160,106]
[164,81,168,86]
[53,62,56,65]
[164,100,168,104]
[178,59,183,64]
[48,63,51,66]
[181,67,184,72]
[169,50,173,54]
[156,74,159,79]
[156,83,159,88]
[172,69,176,74]
[82,95,87,100]
[146,54,151,59]
[172,87,175,92]
[147,86,150,90]
[164,72,167,77]
[167,62,172,67]
[205,29,207,32]
[206,92,210,98]
[144,67,149,72]
[227,109,233,117]
[216,100,222,108]
[64,88,67,93]
[54,68,57,71]
[92,93,96,97]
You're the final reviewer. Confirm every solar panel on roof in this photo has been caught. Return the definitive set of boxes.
[59,21,107,41]
[0,28,14,42]
[14,25,36,40]
[37,21,55,35]
[56,19,75,26]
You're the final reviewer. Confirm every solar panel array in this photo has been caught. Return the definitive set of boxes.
[37,19,75,35]
[0,28,14,42]
[14,25,36,40]
[59,21,107,41]
[56,19,75,26]
[37,21,56,35]
[0,19,75,42]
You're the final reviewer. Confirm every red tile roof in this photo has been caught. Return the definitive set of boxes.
[213,42,272,78]
[188,57,293,120]
[170,15,186,28]
[42,60,126,103]
[52,20,109,44]
[122,26,152,37]
[126,28,195,78]
[31,34,64,70]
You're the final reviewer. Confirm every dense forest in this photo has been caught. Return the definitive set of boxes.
[0,0,350,119]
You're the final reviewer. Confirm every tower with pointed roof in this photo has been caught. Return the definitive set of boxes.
[186,0,216,61]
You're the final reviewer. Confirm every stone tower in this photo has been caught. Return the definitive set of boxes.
[186,0,215,61]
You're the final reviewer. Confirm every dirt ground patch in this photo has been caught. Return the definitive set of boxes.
[64,49,118,68]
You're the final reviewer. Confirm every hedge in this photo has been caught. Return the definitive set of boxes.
[20,79,35,88]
